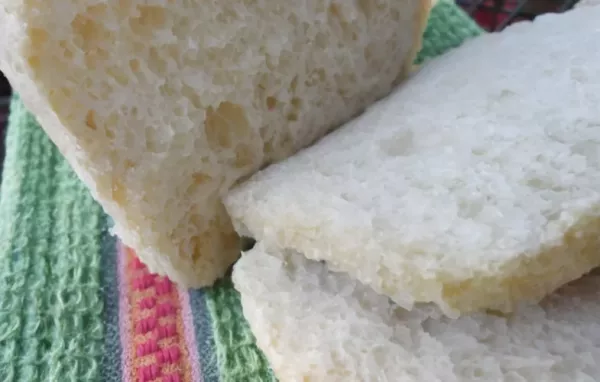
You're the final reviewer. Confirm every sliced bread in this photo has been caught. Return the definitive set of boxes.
[0,0,430,287]
[225,7,600,315]
[233,244,600,382]
[576,0,600,8]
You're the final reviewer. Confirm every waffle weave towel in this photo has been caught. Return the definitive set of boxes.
[0,2,482,381]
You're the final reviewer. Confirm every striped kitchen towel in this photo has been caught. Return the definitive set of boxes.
[0,2,482,381]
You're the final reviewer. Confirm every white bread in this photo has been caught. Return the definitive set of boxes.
[233,244,600,382]
[576,0,600,8]
[225,7,600,316]
[0,0,430,287]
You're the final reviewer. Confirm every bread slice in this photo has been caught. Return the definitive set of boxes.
[0,0,430,287]
[225,7,600,316]
[233,244,600,382]
[576,0,600,8]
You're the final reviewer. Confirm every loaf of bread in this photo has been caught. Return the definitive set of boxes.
[0,0,430,286]
[225,7,600,316]
[233,244,600,382]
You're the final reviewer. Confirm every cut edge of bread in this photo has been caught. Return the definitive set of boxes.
[232,243,600,382]
[228,192,600,317]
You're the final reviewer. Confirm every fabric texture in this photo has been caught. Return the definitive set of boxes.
[0,2,482,381]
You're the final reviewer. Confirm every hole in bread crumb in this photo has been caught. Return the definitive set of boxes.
[84,48,109,70]
[148,48,168,75]
[266,96,277,110]
[314,31,328,49]
[129,59,140,72]
[234,143,257,169]
[305,68,326,87]
[107,67,129,86]
[327,3,358,41]
[129,5,167,37]
[192,172,212,185]
[85,110,97,130]
[357,0,374,18]
[328,3,341,17]
[364,45,375,63]
[216,7,239,23]
[29,28,48,48]
[485,309,511,318]
[183,211,239,263]
[87,4,108,17]
[286,112,298,122]
[334,73,355,97]
[71,14,108,50]
[290,97,302,108]
[205,108,232,148]
[279,132,294,155]
[112,179,126,206]
[262,136,275,158]
[184,230,210,262]
[289,76,298,92]
[104,113,118,139]
[60,87,72,98]
[204,102,249,149]
[27,56,41,70]
[181,84,203,109]
[158,83,176,97]
[173,106,185,118]
[58,41,74,60]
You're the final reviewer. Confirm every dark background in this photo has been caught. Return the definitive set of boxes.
[0,72,9,176]
[0,0,583,177]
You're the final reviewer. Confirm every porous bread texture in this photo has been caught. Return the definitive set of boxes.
[233,244,600,382]
[0,0,430,287]
[225,7,600,316]
[576,0,600,8]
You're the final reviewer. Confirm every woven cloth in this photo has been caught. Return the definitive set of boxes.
[0,2,482,381]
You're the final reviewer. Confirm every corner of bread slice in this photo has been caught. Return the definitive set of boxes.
[233,243,600,382]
